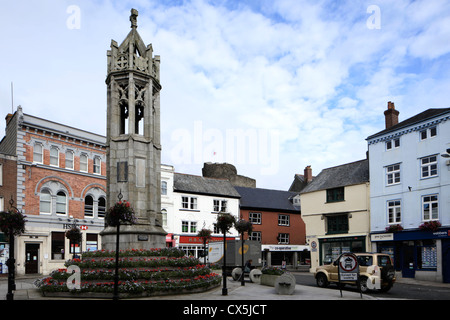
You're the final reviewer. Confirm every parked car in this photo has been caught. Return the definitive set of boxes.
[314,253,395,293]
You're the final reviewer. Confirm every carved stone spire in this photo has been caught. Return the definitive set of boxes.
[130,8,138,29]
[102,8,165,251]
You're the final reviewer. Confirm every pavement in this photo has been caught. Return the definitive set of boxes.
[2,271,450,301]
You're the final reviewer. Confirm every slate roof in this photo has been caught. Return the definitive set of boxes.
[367,108,450,140]
[300,159,369,194]
[173,173,241,198]
[234,186,300,213]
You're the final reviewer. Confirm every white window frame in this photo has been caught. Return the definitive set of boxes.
[249,231,261,242]
[422,194,439,221]
[33,142,43,164]
[420,126,437,140]
[249,212,261,224]
[278,214,290,226]
[161,181,167,195]
[181,196,197,210]
[213,199,227,213]
[50,146,59,167]
[93,156,101,175]
[65,150,74,170]
[80,153,88,172]
[386,138,400,150]
[56,191,67,216]
[278,233,289,244]
[40,190,52,215]
[386,164,401,185]
[421,155,438,179]
[387,200,401,224]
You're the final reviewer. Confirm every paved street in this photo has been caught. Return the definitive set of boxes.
[293,271,450,300]
[2,272,450,301]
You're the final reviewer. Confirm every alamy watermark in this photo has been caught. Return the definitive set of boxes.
[170,121,280,175]
[66,265,81,290]
[66,5,81,30]
[366,5,381,29]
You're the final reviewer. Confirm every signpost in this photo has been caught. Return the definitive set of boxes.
[337,252,362,298]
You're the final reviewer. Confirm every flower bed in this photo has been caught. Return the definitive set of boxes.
[35,274,221,297]
[82,247,185,258]
[66,256,200,269]
[35,248,221,298]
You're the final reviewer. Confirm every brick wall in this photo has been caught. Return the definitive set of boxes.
[20,127,106,218]
[240,209,306,245]
[0,154,17,210]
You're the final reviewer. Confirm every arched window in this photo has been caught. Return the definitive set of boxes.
[56,191,67,215]
[65,150,74,169]
[40,190,51,214]
[80,154,88,172]
[93,156,101,174]
[33,143,43,163]
[98,197,106,218]
[84,195,94,218]
[50,146,59,166]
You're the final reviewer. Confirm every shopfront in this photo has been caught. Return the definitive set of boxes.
[262,244,310,269]
[371,228,450,283]
[318,236,367,265]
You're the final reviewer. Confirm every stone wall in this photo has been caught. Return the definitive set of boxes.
[202,162,256,188]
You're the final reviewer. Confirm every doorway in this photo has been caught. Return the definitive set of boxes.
[25,243,39,274]
[443,239,450,283]
[401,244,415,278]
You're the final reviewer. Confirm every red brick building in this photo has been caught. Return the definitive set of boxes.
[0,107,106,275]
[234,186,309,268]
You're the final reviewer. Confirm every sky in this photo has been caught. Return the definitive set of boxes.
[1,0,449,190]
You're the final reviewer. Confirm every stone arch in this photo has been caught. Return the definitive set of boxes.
[35,176,73,198]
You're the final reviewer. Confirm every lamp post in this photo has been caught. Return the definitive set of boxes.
[234,219,253,286]
[222,226,227,296]
[217,212,235,296]
[2,198,26,301]
[113,191,123,301]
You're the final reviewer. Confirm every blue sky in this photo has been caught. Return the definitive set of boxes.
[1,0,449,190]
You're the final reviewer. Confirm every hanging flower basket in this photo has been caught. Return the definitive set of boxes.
[0,210,26,237]
[105,201,137,226]
[385,224,403,233]
[65,227,82,243]
[217,213,236,233]
[197,228,212,242]
[234,219,253,234]
[419,220,441,232]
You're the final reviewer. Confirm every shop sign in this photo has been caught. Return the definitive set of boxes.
[371,233,394,241]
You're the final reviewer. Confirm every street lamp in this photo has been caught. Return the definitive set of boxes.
[216,212,236,296]
[2,198,26,301]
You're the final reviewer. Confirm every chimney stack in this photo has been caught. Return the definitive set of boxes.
[5,113,13,127]
[384,101,399,129]
[304,165,312,183]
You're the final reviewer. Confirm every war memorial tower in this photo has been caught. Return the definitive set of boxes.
[101,9,166,250]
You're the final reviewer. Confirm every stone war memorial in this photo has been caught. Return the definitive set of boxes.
[35,9,221,298]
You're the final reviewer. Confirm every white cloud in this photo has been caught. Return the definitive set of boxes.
[1,0,449,190]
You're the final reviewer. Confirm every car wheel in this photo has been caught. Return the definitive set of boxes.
[380,282,393,292]
[316,273,329,288]
[359,276,369,293]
